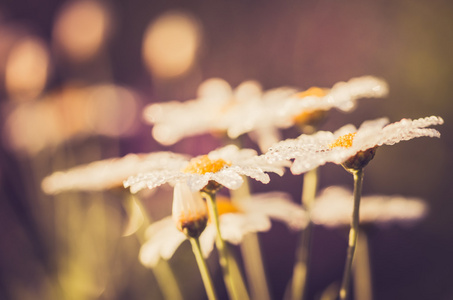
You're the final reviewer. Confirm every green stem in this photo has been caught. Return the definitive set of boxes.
[353,230,373,300]
[339,168,364,300]
[239,234,269,300]
[291,167,318,300]
[228,136,271,300]
[231,177,271,300]
[203,191,250,300]
[189,237,219,300]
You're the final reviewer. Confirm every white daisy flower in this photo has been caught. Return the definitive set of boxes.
[222,86,297,151]
[228,76,389,142]
[311,186,428,227]
[41,152,189,194]
[221,76,388,152]
[139,192,307,268]
[266,116,444,174]
[276,76,389,126]
[143,78,262,145]
[124,144,288,194]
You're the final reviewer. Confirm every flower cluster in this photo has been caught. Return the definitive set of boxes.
[143,76,388,150]
[40,75,443,300]
[140,191,307,267]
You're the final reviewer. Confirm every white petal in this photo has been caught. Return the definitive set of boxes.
[211,170,244,190]
[207,144,242,161]
[234,80,262,102]
[311,186,428,227]
[240,192,308,230]
[172,181,207,225]
[160,233,188,260]
[199,225,216,258]
[186,173,212,191]
[197,78,232,102]
[248,126,282,153]
[139,218,187,267]
[41,152,187,194]
[230,165,270,184]
[219,213,271,244]
[124,170,184,194]
[377,116,443,147]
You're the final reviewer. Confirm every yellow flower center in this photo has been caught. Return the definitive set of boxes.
[183,155,232,174]
[329,132,357,149]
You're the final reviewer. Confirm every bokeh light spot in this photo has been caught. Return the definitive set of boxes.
[142,11,202,79]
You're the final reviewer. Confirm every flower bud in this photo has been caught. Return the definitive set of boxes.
[172,181,208,238]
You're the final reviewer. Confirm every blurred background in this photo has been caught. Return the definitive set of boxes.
[0,0,452,299]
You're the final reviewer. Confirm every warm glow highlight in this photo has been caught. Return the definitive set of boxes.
[53,0,111,61]
[3,84,139,155]
[5,37,50,101]
[142,11,201,78]
[85,84,139,136]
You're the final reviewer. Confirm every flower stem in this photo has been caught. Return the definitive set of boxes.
[353,230,373,300]
[291,167,318,300]
[231,177,271,300]
[203,191,250,300]
[226,137,269,300]
[339,168,364,300]
[189,237,219,300]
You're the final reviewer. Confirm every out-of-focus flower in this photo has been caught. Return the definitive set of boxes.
[143,76,387,152]
[42,152,189,194]
[142,10,202,79]
[220,83,295,151]
[266,116,443,174]
[278,76,388,127]
[124,145,288,194]
[143,78,261,145]
[311,186,428,227]
[139,192,307,267]
[226,76,389,146]
[3,84,140,156]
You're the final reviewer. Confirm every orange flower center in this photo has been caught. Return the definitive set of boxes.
[177,210,207,224]
[295,86,326,99]
[205,195,240,223]
[329,132,357,149]
[216,196,240,215]
[293,87,327,124]
[183,155,231,174]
